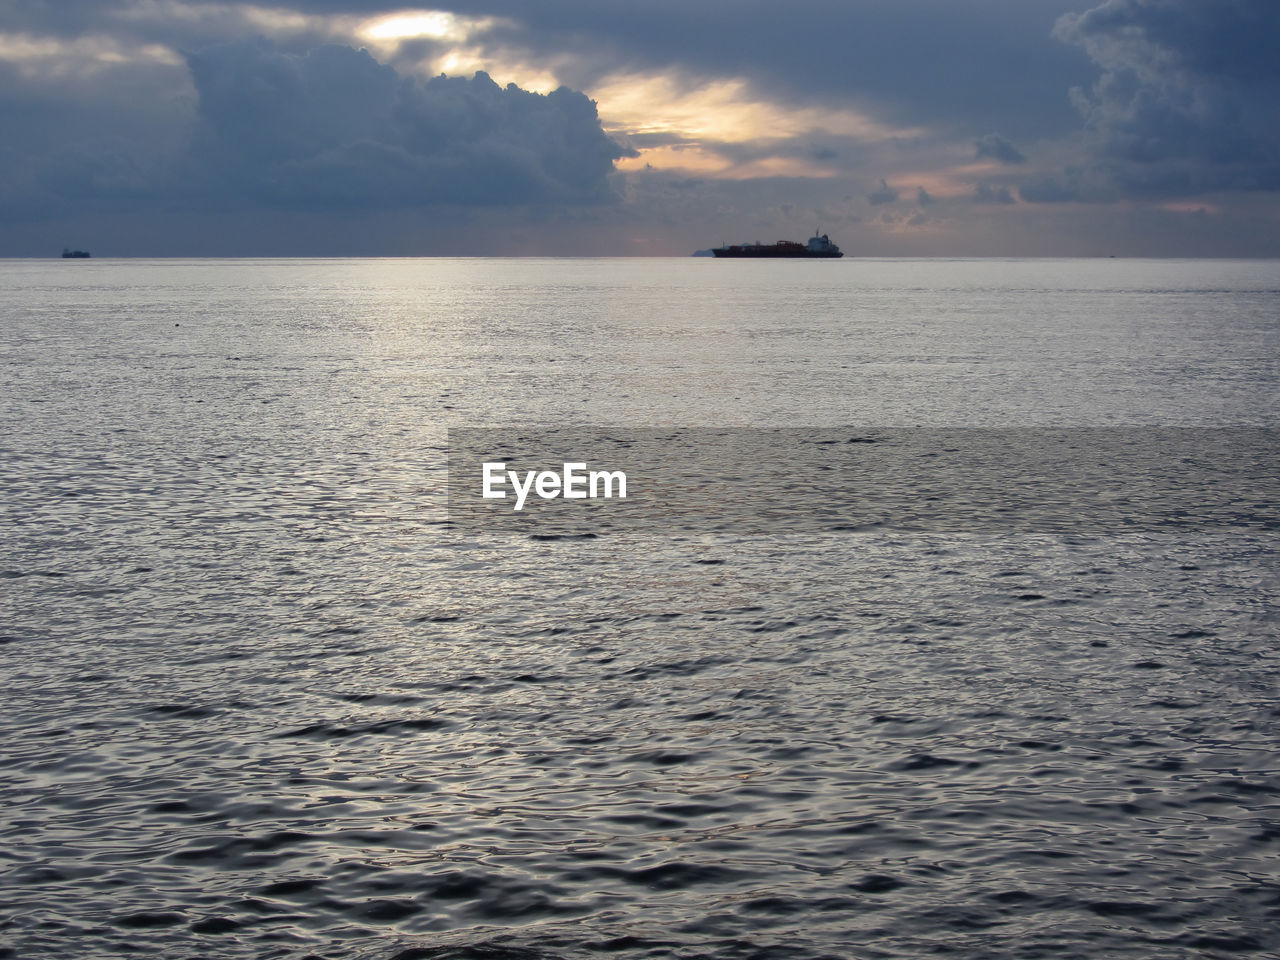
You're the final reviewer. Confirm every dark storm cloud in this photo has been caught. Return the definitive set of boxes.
[185,40,629,206]
[1055,0,1280,195]
[0,35,630,221]
[974,133,1026,165]
[0,48,192,222]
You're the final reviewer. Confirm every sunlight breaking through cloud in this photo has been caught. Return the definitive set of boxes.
[359,9,499,44]
[595,72,920,145]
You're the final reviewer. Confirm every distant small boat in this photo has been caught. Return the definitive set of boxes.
[61,248,91,259]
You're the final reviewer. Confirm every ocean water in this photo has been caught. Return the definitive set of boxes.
[1,257,1277,959]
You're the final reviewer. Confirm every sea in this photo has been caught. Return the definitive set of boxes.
[1,257,1277,960]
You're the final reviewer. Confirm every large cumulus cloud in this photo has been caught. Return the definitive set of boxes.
[0,1,1096,141]
[1055,0,1280,196]
[184,39,630,206]
[0,35,631,222]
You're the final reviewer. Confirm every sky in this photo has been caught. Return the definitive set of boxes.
[1,0,1278,256]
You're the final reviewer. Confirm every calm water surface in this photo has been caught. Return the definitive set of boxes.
[1,258,1278,959]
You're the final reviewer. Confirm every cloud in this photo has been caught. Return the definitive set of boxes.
[974,133,1026,164]
[974,183,1016,204]
[183,38,631,206]
[2,1,1278,254]
[0,33,632,222]
[867,177,898,205]
[440,0,1095,140]
[1018,177,1082,203]
[1055,0,1280,195]
[0,28,194,222]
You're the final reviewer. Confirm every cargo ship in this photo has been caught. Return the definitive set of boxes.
[61,248,91,258]
[712,232,842,258]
